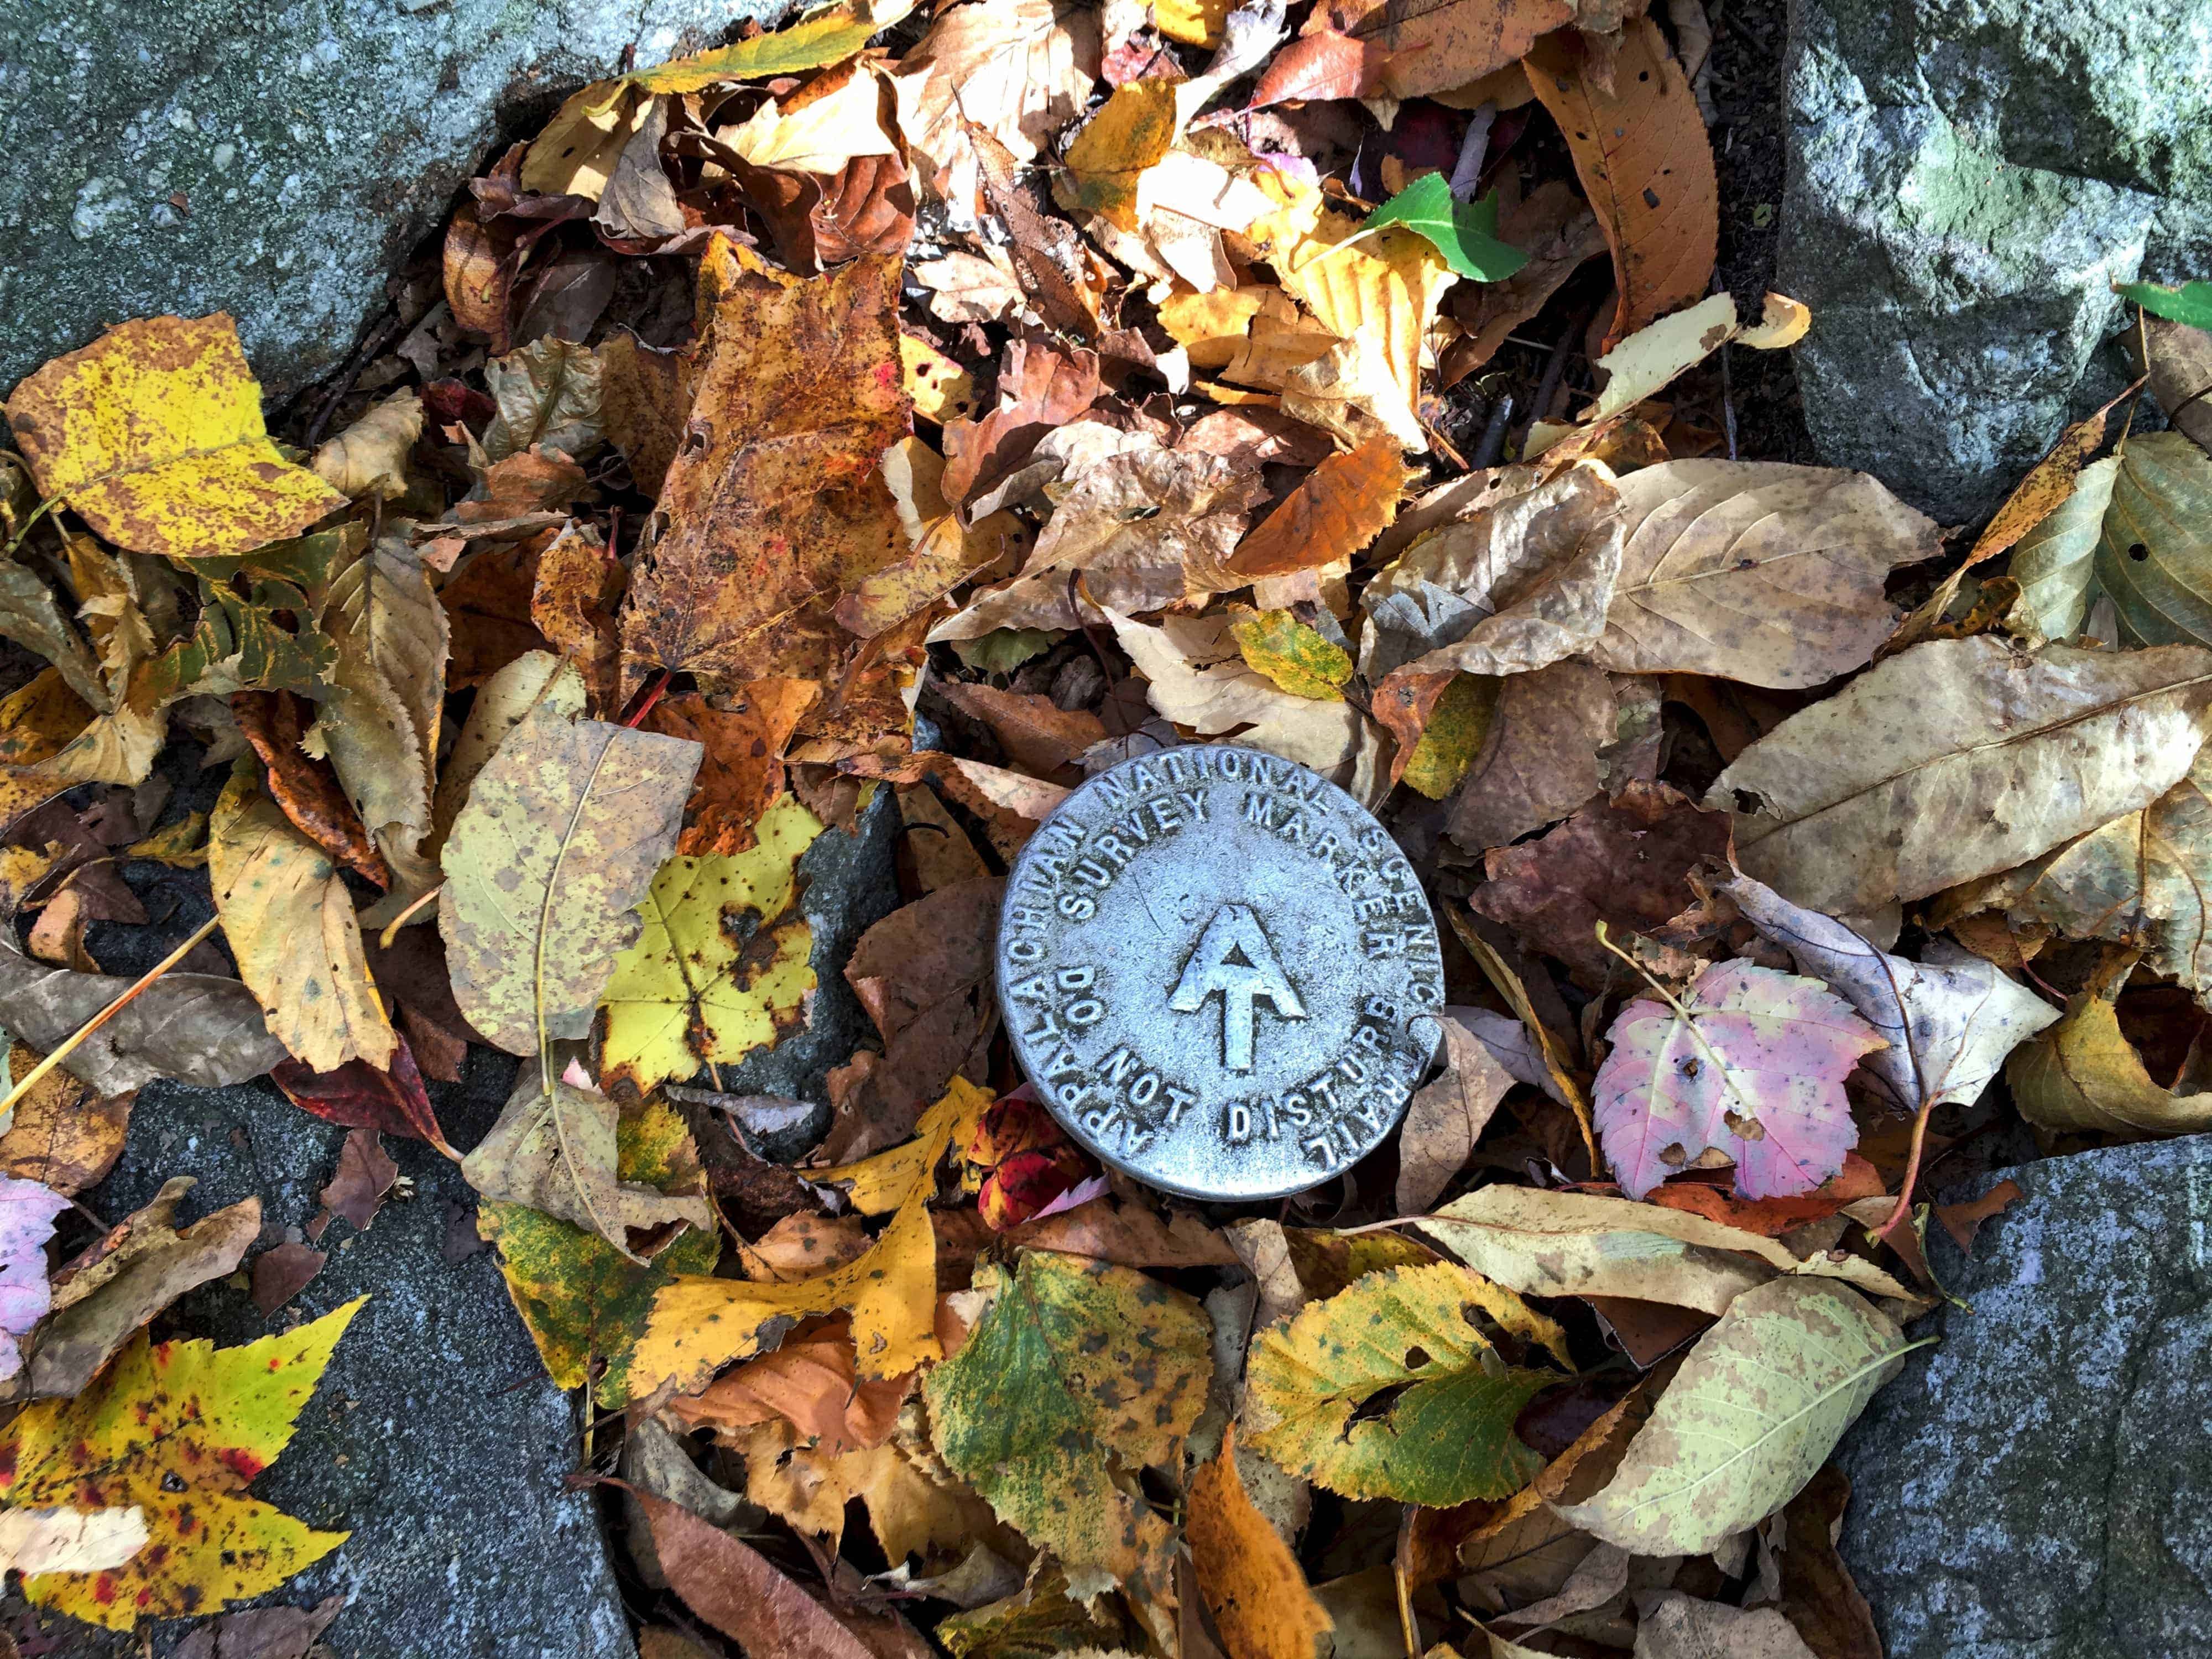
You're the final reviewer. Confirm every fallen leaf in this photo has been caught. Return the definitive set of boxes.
[667,1314,908,1453]
[2116,277,2212,330]
[1593,958,1885,1201]
[1445,658,1616,853]
[634,1183,941,1391]
[926,1251,1209,1629]
[1524,20,1716,350]
[1188,1424,1334,1659]
[2136,311,2212,453]
[311,389,422,501]
[600,793,821,1097]
[208,761,396,1074]
[2006,962,2212,1135]
[478,1095,720,1406]
[931,679,1109,778]
[1473,782,1730,984]
[937,1568,1138,1657]
[4,315,346,559]
[1632,1593,1818,1658]
[1230,609,1354,701]
[1710,638,2212,925]
[1109,610,1369,787]
[1720,869,2058,1117]
[1644,1155,1886,1238]
[231,690,386,886]
[618,255,909,697]
[1444,182,1608,382]
[0,1048,130,1196]
[1555,1278,1921,1554]
[8,1301,363,1627]
[269,1033,453,1153]
[719,65,900,179]
[171,1595,343,1659]
[639,1490,878,1659]
[1588,462,1940,687]
[0,1176,67,1384]
[737,1212,873,1281]
[1059,79,1181,231]
[894,0,1100,216]
[1772,1466,1881,1659]
[1934,1178,2023,1256]
[1364,463,1625,682]
[463,1059,713,1262]
[439,686,700,1056]
[1364,178,1529,281]
[1244,1261,1570,1505]
[1008,1192,1240,1266]
[1394,1016,1517,1214]
[0,1506,148,1578]
[28,1179,261,1399]
[529,524,625,716]
[2096,431,2212,649]
[1415,1181,1925,1314]
[316,1128,398,1235]
[482,336,603,463]
[1228,436,1407,583]
[2007,455,2120,642]
[249,1242,324,1316]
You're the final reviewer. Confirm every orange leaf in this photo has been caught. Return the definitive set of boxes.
[1355,0,1574,100]
[1188,1424,1335,1659]
[1524,19,1717,350]
[1641,1154,1887,1238]
[1229,436,1407,582]
[643,684,822,855]
[930,680,1105,779]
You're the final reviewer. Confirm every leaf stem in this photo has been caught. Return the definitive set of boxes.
[377,883,443,948]
[0,914,222,1120]
[2,493,63,563]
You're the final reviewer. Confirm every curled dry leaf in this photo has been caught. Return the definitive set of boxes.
[1524,20,1717,351]
[1555,1278,1923,1555]
[1720,869,2057,1115]
[208,761,397,1074]
[311,389,423,501]
[1393,1015,1517,1215]
[438,685,700,1056]
[231,690,387,887]
[3,314,347,559]
[2005,962,2212,1135]
[1187,1424,1334,1659]
[1711,638,2212,926]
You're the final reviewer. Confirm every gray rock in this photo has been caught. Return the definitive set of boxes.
[1834,1134,2212,1659]
[0,0,790,400]
[1779,0,2212,521]
[69,1052,637,1659]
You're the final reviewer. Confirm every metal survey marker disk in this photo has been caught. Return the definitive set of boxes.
[998,744,1444,1201]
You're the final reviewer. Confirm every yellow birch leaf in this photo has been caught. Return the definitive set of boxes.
[1228,608,1353,700]
[3,1300,363,1629]
[1060,80,1182,231]
[4,315,347,560]
[809,1074,994,1215]
[1154,0,1228,46]
[631,1188,939,1394]
[901,335,979,425]
[1244,1262,1569,1505]
[599,792,823,1097]
[207,760,395,1073]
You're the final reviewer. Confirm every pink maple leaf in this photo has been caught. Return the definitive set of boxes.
[1592,959,1887,1201]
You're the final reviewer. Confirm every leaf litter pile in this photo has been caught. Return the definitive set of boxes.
[0,0,2209,1653]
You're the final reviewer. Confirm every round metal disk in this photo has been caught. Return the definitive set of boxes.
[998,744,1444,1201]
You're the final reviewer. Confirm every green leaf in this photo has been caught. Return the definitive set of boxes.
[925,1252,1210,1606]
[2095,432,2212,648]
[1243,1261,1571,1505]
[2115,278,2212,331]
[479,1097,721,1406]
[1556,1277,1926,1554]
[599,793,821,1095]
[951,627,1063,674]
[1402,672,1498,800]
[1228,608,1353,700]
[437,690,701,1057]
[129,577,338,711]
[2007,453,2119,641]
[1363,178,1530,282]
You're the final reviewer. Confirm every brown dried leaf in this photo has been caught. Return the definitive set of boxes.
[231,690,387,886]
[640,1490,878,1659]
[619,255,910,698]
[1524,19,1717,349]
[1228,436,1407,583]
[641,684,822,857]
[1394,1015,1517,1214]
[932,679,1107,780]
[1445,659,1615,854]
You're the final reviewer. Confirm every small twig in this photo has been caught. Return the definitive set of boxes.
[304,310,403,450]
[2,493,63,564]
[1471,392,1515,469]
[620,669,674,729]
[0,915,222,1121]
[1529,305,1592,428]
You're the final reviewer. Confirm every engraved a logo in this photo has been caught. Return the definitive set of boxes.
[1168,904,1306,1072]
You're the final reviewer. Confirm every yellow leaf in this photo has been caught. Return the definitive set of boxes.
[1060,80,1183,231]
[4,1300,362,1629]
[599,793,823,1097]
[632,1187,940,1393]
[207,760,395,1073]
[1228,608,1353,700]
[1401,674,1498,800]
[1188,1426,1334,1659]
[900,336,979,425]
[719,66,900,176]
[4,315,347,560]
[811,1075,994,1215]
[1154,0,1228,46]
[2007,963,2212,1135]
[1244,1262,1569,1504]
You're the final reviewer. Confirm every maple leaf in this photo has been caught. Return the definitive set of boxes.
[617,254,911,701]
[0,1177,66,1384]
[1592,958,1886,1201]
[3,1300,363,1629]
[4,315,346,560]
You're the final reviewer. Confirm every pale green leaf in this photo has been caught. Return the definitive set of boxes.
[2007,454,2119,641]
[2096,431,2212,648]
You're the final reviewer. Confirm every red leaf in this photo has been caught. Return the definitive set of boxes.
[1642,1154,1887,1238]
[270,1034,454,1156]
[1251,28,1391,104]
